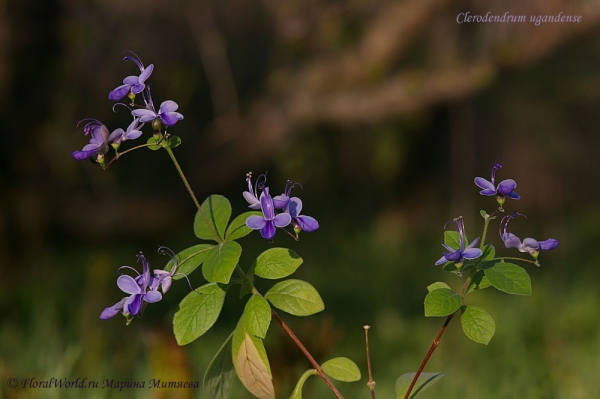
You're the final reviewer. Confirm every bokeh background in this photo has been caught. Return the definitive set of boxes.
[1,0,600,398]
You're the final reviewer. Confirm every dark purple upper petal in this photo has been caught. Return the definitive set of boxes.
[287,197,302,218]
[538,238,559,251]
[497,179,518,196]
[296,215,319,232]
[160,112,182,126]
[109,84,131,101]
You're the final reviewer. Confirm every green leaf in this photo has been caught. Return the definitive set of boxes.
[395,372,444,399]
[481,244,495,261]
[427,282,452,293]
[460,306,496,345]
[232,320,274,399]
[173,282,228,345]
[204,332,235,399]
[168,135,181,148]
[194,195,232,242]
[480,210,488,218]
[166,244,214,280]
[290,369,318,399]
[203,241,242,284]
[265,279,324,316]
[253,248,304,280]
[466,270,492,294]
[146,136,162,150]
[243,295,272,339]
[484,262,532,295]
[226,211,262,241]
[443,231,460,250]
[321,357,361,382]
[424,288,462,317]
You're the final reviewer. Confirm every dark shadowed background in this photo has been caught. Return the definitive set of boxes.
[1,0,600,398]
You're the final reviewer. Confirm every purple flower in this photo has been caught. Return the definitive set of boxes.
[100,253,162,321]
[286,197,319,233]
[132,88,183,128]
[71,119,121,165]
[246,188,292,240]
[474,162,520,206]
[110,118,145,150]
[108,52,154,101]
[435,217,482,266]
[500,213,559,260]
[243,171,268,210]
[149,247,180,294]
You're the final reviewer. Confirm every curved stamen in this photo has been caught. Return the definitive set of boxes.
[112,102,132,113]
[117,265,141,276]
[121,50,145,71]
[157,246,179,272]
[491,162,502,185]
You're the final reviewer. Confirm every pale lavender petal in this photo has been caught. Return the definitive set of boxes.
[130,83,146,95]
[246,215,267,229]
[463,247,483,260]
[91,124,110,143]
[288,197,302,218]
[123,75,139,84]
[144,290,162,303]
[273,212,291,228]
[125,129,143,140]
[465,237,480,250]
[161,277,172,293]
[117,275,141,295]
[522,237,539,251]
[72,149,97,160]
[132,109,157,122]
[474,177,495,192]
[159,100,179,113]
[435,256,449,265]
[99,297,126,319]
[109,85,130,101]
[243,191,261,209]
[538,238,559,250]
[139,64,154,83]
[272,194,289,210]
[296,215,319,232]
[503,234,522,249]
[260,221,276,240]
[108,128,124,142]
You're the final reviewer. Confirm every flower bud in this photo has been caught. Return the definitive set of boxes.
[127,92,136,105]
[152,117,163,132]
[294,225,302,236]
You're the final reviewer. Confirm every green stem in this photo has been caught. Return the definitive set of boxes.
[103,143,155,169]
[496,257,539,266]
[163,145,222,244]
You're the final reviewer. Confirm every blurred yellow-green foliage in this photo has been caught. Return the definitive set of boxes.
[1,0,600,398]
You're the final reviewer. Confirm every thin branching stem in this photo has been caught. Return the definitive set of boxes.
[103,143,156,169]
[404,208,496,399]
[364,325,376,399]
[272,310,345,399]
[163,145,222,244]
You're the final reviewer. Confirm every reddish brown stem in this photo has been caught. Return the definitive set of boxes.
[364,325,376,399]
[403,314,454,399]
[271,310,344,399]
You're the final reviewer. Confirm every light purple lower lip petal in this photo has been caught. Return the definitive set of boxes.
[123,75,139,85]
[260,221,276,240]
[139,64,154,82]
[246,215,267,229]
[117,275,142,295]
[243,192,261,208]
[131,83,145,95]
[479,188,496,196]
[99,297,126,319]
[297,215,319,232]
[125,130,143,140]
[273,213,292,228]
[144,291,162,303]
[132,109,157,120]
[72,149,97,160]
[463,248,482,260]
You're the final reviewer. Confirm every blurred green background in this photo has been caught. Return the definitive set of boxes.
[1,0,600,398]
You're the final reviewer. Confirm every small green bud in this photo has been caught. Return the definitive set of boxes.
[294,225,302,237]
[127,92,136,104]
[152,117,163,132]
[96,153,105,167]
[111,141,121,152]
[496,194,506,207]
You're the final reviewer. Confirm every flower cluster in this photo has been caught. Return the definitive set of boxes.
[72,51,183,166]
[435,161,558,267]
[500,213,559,260]
[244,172,319,240]
[100,250,179,323]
